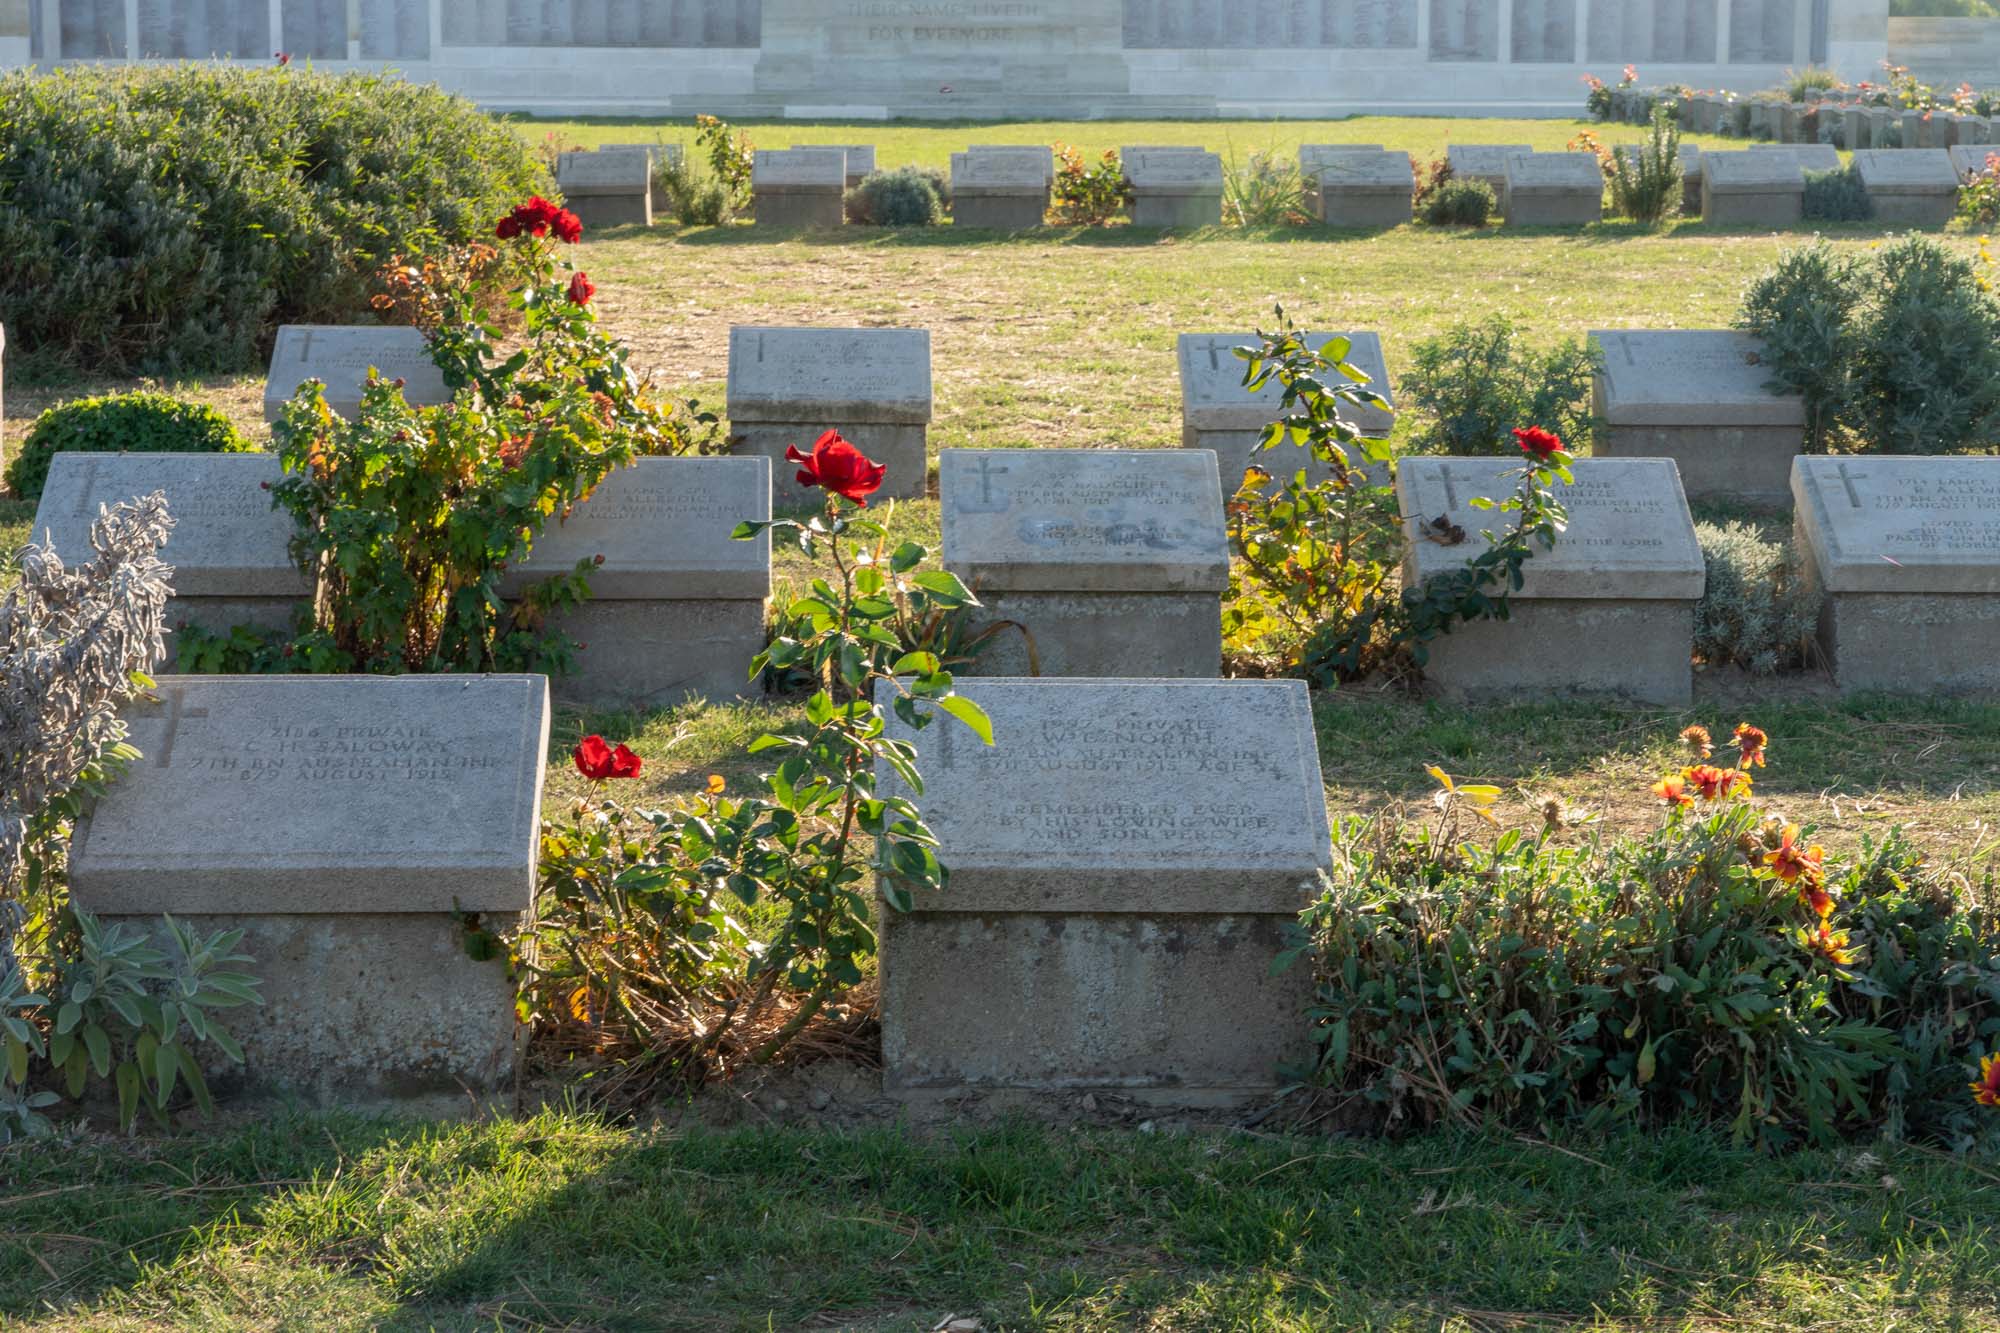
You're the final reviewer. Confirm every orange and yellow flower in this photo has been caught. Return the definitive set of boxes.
[1683,764,1750,801]
[1653,774,1693,807]
[1733,723,1768,769]
[1973,1053,2000,1109]
[1680,725,1714,759]
[1768,820,1832,880]
[1802,921,1858,966]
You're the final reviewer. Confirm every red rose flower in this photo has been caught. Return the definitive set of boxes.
[551,207,583,244]
[786,429,887,507]
[566,271,595,306]
[1512,426,1565,461]
[495,214,522,240]
[573,734,642,781]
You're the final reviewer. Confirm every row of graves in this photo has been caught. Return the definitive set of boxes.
[26,322,2000,1105]
[1662,88,2000,155]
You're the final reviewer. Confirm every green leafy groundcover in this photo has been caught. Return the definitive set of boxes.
[0,64,549,376]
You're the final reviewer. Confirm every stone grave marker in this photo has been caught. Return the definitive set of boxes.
[951,149,1052,230]
[1792,456,2000,693]
[1123,149,1224,228]
[1864,105,1899,146]
[1590,330,1805,505]
[1853,149,1962,225]
[940,448,1228,678]
[556,148,654,230]
[31,453,308,651]
[727,325,932,504]
[1951,142,2000,182]
[1957,117,1993,146]
[1177,330,1394,487]
[809,143,876,188]
[1447,143,1533,195]
[1748,143,1842,173]
[1701,150,1804,226]
[68,674,551,1103]
[1397,457,1705,703]
[1843,105,1874,150]
[1296,142,1383,211]
[751,147,847,228]
[602,141,685,215]
[968,144,1057,182]
[876,677,1332,1102]
[1503,151,1604,226]
[501,456,770,707]
[1315,150,1413,228]
[263,324,449,423]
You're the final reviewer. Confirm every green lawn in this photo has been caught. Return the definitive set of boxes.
[2,1112,1996,1330]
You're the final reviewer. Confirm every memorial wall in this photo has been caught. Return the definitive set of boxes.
[5,0,1888,117]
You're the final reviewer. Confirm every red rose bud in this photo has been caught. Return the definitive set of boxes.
[573,734,643,781]
[567,271,595,306]
[785,429,888,507]
[1512,426,1564,461]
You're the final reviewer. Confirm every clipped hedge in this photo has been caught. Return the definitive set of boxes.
[0,65,549,376]
[5,391,256,504]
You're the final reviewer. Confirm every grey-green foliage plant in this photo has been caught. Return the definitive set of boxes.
[1421,178,1495,226]
[1401,316,1603,455]
[1224,150,1307,226]
[658,150,732,226]
[1739,236,2000,455]
[5,390,256,504]
[1609,107,1683,223]
[44,913,261,1132]
[0,965,57,1143]
[1693,520,1822,674]
[1736,240,1864,454]
[1802,165,1875,221]
[845,168,944,226]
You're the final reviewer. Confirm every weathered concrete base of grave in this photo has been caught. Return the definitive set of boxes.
[1594,425,1801,507]
[1505,193,1601,226]
[565,193,652,231]
[548,599,765,706]
[110,912,521,1104]
[1703,189,1803,226]
[880,911,1312,1103]
[1864,192,1958,227]
[733,422,927,505]
[1183,426,1391,493]
[1813,594,2000,693]
[966,591,1221,678]
[1423,601,1696,705]
[1132,194,1222,228]
[1317,187,1407,227]
[954,195,1047,230]
[754,190,844,229]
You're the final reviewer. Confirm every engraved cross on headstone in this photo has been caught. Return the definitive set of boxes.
[1836,462,1870,508]
[72,455,103,518]
[149,687,210,768]
[971,457,1010,506]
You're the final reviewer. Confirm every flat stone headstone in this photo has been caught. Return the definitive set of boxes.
[1590,329,1804,504]
[1748,143,1842,173]
[876,677,1332,1102]
[751,147,846,190]
[504,456,772,706]
[602,141,685,166]
[1124,149,1223,191]
[1298,142,1386,176]
[1951,143,2000,181]
[263,325,449,423]
[1793,456,2000,693]
[968,144,1056,183]
[556,148,652,194]
[1317,150,1414,189]
[1397,456,1704,702]
[1503,151,1603,225]
[810,142,876,185]
[1314,150,1414,227]
[68,674,550,1101]
[1447,143,1532,186]
[32,451,305,612]
[727,326,932,502]
[953,150,1053,193]
[1177,330,1394,484]
[1853,148,1961,225]
[1702,150,1805,226]
[941,447,1228,677]
[1706,151,1806,189]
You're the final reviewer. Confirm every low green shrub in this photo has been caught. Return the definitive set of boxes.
[1693,520,1821,674]
[1051,143,1131,225]
[1289,727,2000,1151]
[1421,177,1495,226]
[658,151,734,226]
[845,167,944,226]
[0,65,547,377]
[1786,66,1847,101]
[1802,165,1875,221]
[1735,241,1864,454]
[1224,151,1308,226]
[1401,316,1601,454]
[1608,108,1682,224]
[4,391,255,503]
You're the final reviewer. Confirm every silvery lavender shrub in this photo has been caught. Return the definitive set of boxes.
[0,493,174,967]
